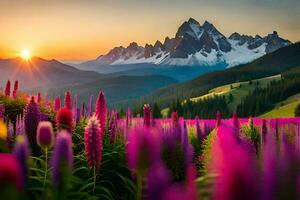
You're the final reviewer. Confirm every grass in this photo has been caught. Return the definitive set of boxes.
[260,93,300,118]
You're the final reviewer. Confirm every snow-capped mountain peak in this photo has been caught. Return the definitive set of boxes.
[83,18,291,68]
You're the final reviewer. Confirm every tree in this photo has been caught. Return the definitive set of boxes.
[152,103,161,119]
[295,103,300,116]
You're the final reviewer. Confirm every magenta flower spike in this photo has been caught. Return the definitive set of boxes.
[4,80,11,97]
[109,112,117,144]
[12,80,18,98]
[36,121,54,149]
[216,111,222,126]
[126,127,160,172]
[56,108,74,133]
[84,116,103,170]
[171,111,179,127]
[0,153,23,192]
[211,125,258,200]
[96,91,107,135]
[0,104,4,120]
[73,94,78,119]
[64,90,72,110]
[54,97,61,111]
[50,130,73,188]
[143,104,151,127]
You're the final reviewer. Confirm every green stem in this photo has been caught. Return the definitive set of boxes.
[43,147,48,186]
[137,170,143,200]
[93,166,96,194]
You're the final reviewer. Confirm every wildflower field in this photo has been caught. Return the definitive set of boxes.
[1,80,300,200]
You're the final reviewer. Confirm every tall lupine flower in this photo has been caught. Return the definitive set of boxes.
[16,116,25,135]
[14,135,30,187]
[0,153,23,193]
[37,121,54,149]
[84,116,102,170]
[80,102,86,117]
[95,91,107,134]
[181,120,194,167]
[56,108,73,133]
[76,108,81,124]
[195,116,204,141]
[126,107,132,128]
[24,96,41,154]
[0,104,5,120]
[87,95,93,117]
[216,111,222,126]
[109,112,117,143]
[12,80,18,98]
[186,165,198,200]
[54,97,61,111]
[6,121,14,150]
[146,161,171,200]
[4,80,10,97]
[84,116,103,192]
[171,111,179,127]
[143,104,151,127]
[64,90,72,110]
[211,125,258,200]
[72,94,78,120]
[232,112,240,135]
[50,130,73,188]
[37,92,41,103]
[126,127,160,200]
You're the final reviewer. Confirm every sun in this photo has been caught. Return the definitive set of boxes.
[20,49,31,60]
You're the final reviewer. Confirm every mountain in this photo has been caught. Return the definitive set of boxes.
[78,18,291,70]
[140,42,300,107]
[0,57,100,91]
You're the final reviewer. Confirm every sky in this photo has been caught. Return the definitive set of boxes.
[0,0,299,62]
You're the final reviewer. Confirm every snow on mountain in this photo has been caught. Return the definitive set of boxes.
[80,18,291,68]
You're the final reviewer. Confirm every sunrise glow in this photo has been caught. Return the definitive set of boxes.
[20,49,31,60]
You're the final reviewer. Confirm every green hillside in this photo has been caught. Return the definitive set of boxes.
[190,75,281,111]
[143,42,300,107]
[260,93,300,118]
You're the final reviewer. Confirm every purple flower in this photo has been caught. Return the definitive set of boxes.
[50,130,73,188]
[143,104,151,127]
[146,161,171,200]
[195,117,204,141]
[24,96,41,154]
[109,112,117,144]
[36,121,54,149]
[95,92,107,135]
[126,127,160,172]
[13,135,30,186]
[12,80,18,98]
[211,125,258,200]
[84,116,102,170]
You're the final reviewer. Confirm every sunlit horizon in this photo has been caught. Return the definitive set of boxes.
[0,0,299,61]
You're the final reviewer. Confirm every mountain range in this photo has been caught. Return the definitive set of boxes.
[78,18,291,70]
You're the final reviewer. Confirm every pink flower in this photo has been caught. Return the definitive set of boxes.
[36,121,54,148]
[64,90,72,110]
[56,108,73,133]
[84,116,102,170]
[96,91,107,135]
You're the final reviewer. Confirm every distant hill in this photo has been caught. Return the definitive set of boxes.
[142,42,300,106]
[46,75,178,106]
[0,57,100,91]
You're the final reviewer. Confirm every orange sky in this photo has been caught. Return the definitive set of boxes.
[0,0,299,62]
